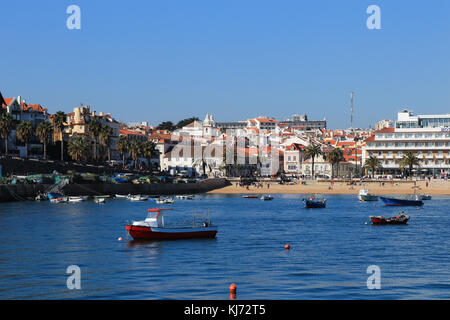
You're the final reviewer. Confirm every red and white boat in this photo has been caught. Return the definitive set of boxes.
[370,212,410,225]
[125,208,218,240]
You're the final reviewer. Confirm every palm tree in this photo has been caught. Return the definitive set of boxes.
[0,113,14,155]
[304,143,323,180]
[68,135,90,163]
[399,151,420,179]
[36,121,53,160]
[16,121,34,160]
[88,119,102,163]
[52,111,66,161]
[141,140,157,172]
[327,148,344,178]
[128,139,143,170]
[363,155,382,177]
[116,135,129,167]
[98,124,114,162]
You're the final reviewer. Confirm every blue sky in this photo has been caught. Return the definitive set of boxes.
[1,0,449,129]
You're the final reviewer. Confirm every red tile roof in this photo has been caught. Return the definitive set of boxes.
[120,129,146,136]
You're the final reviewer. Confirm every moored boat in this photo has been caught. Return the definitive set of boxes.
[50,196,68,204]
[358,189,378,201]
[95,198,106,204]
[47,192,63,200]
[260,195,274,201]
[243,195,259,199]
[303,196,326,208]
[370,212,410,225]
[156,197,174,204]
[129,195,149,201]
[380,196,423,207]
[176,195,194,200]
[68,196,87,202]
[125,208,218,240]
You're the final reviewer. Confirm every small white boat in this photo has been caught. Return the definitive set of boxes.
[115,194,129,199]
[156,197,175,204]
[50,197,68,204]
[358,189,378,201]
[260,195,274,201]
[68,196,87,202]
[95,198,106,204]
[129,195,149,201]
[176,195,195,200]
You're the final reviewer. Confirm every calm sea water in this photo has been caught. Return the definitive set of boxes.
[0,194,449,300]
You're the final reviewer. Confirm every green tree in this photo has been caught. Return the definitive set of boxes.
[0,113,14,155]
[156,121,176,131]
[304,144,323,180]
[88,119,102,163]
[128,139,143,170]
[399,151,420,179]
[116,135,129,166]
[175,117,200,129]
[36,121,53,160]
[99,124,114,162]
[16,121,34,160]
[363,155,382,177]
[141,140,157,171]
[52,111,66,161]
[327,148,345,178]
[68,135,90,163]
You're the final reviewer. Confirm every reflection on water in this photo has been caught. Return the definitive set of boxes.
[0,194,449,299]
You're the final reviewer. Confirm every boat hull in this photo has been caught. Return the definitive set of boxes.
[370,215,410,225]
[126,225,218,240]
[304,200,326,208]
[380,197,423,206]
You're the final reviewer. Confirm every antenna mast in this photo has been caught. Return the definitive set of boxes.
[350,91,354,130]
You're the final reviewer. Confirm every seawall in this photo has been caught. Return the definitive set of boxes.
[0,178,231,202]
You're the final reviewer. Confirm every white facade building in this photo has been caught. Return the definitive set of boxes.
[363,110,450,176]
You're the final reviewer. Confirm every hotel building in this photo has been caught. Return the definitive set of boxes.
[363,110,450,176]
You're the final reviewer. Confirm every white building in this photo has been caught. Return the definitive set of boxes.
[363,110,450,176]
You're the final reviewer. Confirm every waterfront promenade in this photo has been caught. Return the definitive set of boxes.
[208,179,450,195]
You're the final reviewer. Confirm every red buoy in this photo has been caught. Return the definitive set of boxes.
[285,244,291,250]
[229,283,236,299]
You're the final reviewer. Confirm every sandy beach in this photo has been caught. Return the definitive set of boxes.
[208,180,450,195]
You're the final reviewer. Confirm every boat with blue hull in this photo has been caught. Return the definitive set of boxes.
[380,196,423,207]
[303,197,326,208]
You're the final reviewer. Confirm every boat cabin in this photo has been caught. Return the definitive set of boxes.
[133,208,172,228]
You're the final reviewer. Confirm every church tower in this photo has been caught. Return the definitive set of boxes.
[203,113,217,137]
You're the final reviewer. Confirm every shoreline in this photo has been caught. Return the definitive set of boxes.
[207,180,450,195]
